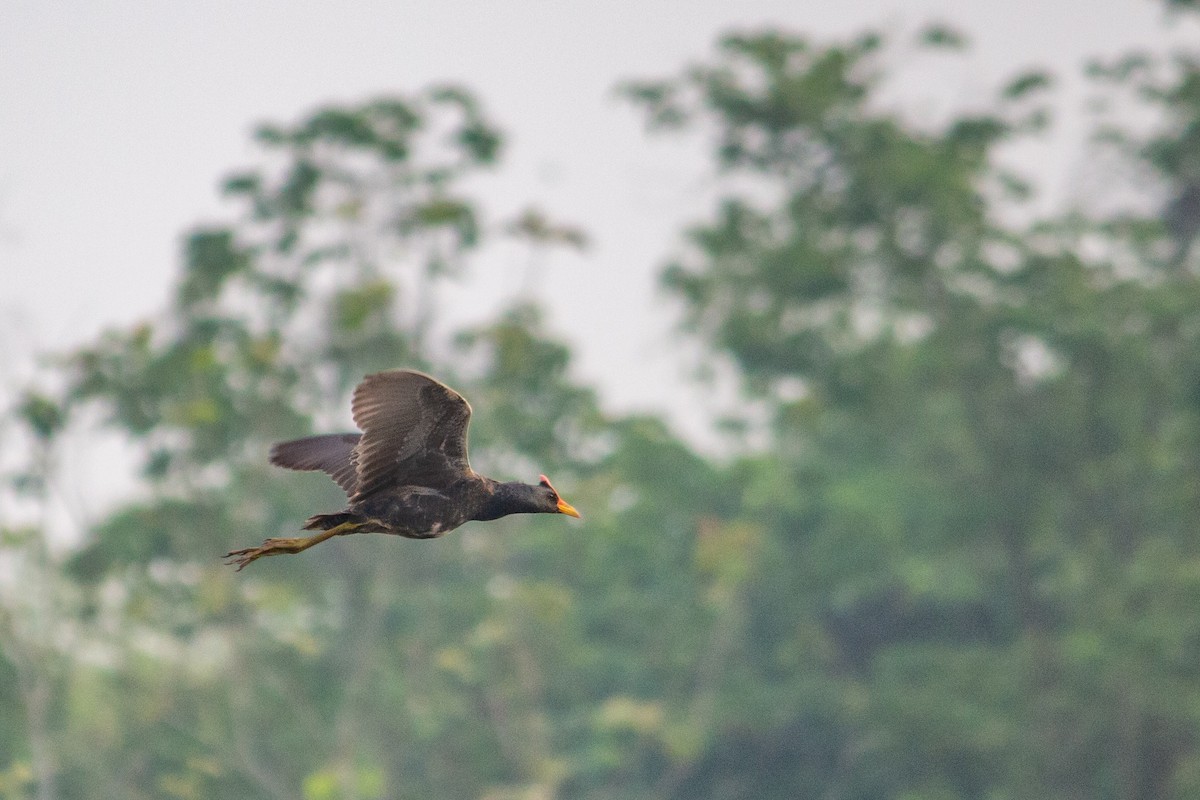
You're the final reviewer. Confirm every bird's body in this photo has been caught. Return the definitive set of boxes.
[303,476,555,539]
[225,369,579,569]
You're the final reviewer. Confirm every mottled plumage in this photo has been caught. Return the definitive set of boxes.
[225,369,579,570]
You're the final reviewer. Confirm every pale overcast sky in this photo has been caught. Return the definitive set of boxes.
[1,0,1193,444]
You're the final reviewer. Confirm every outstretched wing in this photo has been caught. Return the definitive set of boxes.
[269,433,362,497]
[350,369,473,501]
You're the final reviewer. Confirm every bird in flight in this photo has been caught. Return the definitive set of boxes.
[225,369,580,570]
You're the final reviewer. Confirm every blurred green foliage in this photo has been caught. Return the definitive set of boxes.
[5,8,1200,799]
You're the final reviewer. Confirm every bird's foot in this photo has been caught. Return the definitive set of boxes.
[223,537,306,571]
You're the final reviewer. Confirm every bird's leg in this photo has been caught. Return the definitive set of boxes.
[224,521,358,571]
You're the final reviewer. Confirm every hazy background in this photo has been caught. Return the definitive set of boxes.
[2,0,1186,418]
[4,3,1200,799]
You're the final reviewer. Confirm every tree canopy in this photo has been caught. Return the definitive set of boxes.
[4,9,1200,799]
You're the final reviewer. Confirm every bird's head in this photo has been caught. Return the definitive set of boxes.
[538,474,581,518]
[478,474,581,521]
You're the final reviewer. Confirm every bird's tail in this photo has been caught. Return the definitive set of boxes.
[303,512,363,531]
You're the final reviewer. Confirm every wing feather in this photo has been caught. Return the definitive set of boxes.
[269,433,362,497]
[349,369,473,501]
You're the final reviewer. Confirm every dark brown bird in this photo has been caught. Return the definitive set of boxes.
[225,369,580,570]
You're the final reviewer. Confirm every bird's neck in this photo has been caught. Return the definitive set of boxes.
[475,480,542,521]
